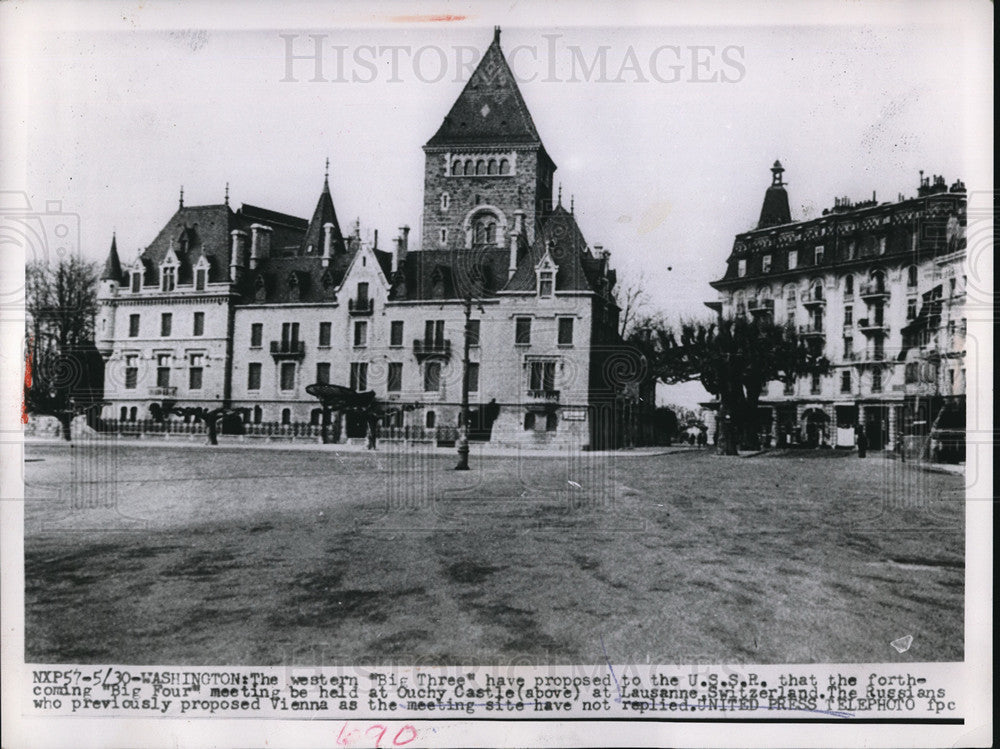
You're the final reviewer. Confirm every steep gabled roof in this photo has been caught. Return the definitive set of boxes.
[425,28,545,149]
[140,204,242,286]
[101,234,123,281]
[504,204,597,292]
[392,248,511,300]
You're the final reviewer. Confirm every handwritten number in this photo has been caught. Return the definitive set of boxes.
[393,725,417,746]
[365,725,387,748]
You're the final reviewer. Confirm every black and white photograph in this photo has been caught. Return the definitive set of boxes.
[1,1,992,747]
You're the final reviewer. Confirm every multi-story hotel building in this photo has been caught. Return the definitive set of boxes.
[708,162,966,451]
[94,29,632,448]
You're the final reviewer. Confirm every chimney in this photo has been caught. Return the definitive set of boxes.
[322,222,335,267]
[373,229,379,250]
[229,229,247,282]
[394,225,410,275]
[249,224,272,269]
[509,209,525,278]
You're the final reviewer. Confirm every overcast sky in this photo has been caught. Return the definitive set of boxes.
[3,1,991,406]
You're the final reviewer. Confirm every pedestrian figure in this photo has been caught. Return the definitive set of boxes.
[857,425,868,458]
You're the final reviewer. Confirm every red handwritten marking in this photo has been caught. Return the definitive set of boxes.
[22,339,33,424]
[390,14,467,22]
[336,723,418,747]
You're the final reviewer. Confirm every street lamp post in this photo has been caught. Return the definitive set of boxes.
[455,293,473,470]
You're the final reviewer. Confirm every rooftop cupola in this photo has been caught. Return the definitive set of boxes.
[757,159,792,229]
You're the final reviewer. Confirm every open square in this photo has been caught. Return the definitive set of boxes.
[25,442,964,666]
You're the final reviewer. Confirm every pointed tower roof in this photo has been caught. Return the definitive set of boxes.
[301,169,346,255]
[425,27,545,149]
[101,233,123,281]
[757,160,792,228]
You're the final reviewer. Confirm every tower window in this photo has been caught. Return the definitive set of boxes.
[499,158,510,175]
[475,159,486,175]
[451,160,462,176]
[488,159,498,175]
[464,160,473,176]
[439,228,448,245]
[440,192,450,210]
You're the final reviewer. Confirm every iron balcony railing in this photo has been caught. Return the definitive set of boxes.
[270,340,306,359]
[348,298,374,315]
[413,338,451,361]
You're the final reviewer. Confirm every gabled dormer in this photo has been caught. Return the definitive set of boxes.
[127,253,146,293]
[536,242,558,297]
[193,253,211,291]
[160,240,180,291]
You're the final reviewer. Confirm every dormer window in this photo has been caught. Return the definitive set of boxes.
[539,270,554,297]
[193,254,210,291]
[254,274,267,302]
[130,269,142,293]
[161,265,176,292]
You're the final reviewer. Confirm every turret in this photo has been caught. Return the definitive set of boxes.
[96,234,122,357]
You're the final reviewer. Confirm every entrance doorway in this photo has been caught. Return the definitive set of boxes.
[863,405,889,450]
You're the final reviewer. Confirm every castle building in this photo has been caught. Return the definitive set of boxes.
[707,162,967,451]
[95,28,630,448]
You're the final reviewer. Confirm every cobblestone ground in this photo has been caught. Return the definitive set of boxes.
[24,442,964,665]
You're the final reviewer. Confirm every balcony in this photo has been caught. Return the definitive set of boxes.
[270,340,306,359]
[747,298,774,316]
[859,282,890,301]
[798,324,826,339]
[527,389,560,402]
[148,386,177,397]
[857,318,889,335]
[348,297,374,316]
[802,293,826,309]
[413,338,451,362]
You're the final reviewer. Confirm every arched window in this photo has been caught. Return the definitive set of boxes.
[475,160,486,175]
[253,405,262,424]
[870,270,886,292]
[810,280,824,301]
[129,407,137,422]
[452,160,462,176]
[488,159,498,175]
[485,222,496,244]
[907,265,918,287]
[464,160,473,176]
[425,411,436,429]
[281,408,291,425]
[499,159,510,175]
[120,406,127,421]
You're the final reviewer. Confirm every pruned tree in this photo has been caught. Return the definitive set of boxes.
[24,258,102,440]
[646,315,829,455]
[149,401,250,445]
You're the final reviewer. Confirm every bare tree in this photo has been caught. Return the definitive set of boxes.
[24,257,102,439]
[615,279,649,339]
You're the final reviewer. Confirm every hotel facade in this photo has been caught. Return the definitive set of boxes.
[708,163,967,452]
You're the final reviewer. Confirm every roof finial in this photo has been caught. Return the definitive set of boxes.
[570,194,575,215]
[494,26,501,44]
[224,182,229,207]
[324,157,330,183]
[557,183,563,207]
[770,160,785,187]
[179,185,184,208]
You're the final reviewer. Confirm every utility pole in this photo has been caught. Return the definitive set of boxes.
[455,292,473,470]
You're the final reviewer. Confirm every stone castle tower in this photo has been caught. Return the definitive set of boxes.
[419,27,556,252]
